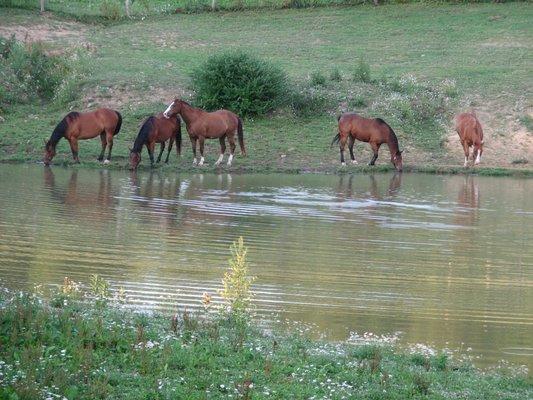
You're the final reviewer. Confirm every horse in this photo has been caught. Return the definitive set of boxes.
[455,112,484,167]
[129,113,182,170]
[331,113,403,172]
[162,98,245,166]
[44,108,122,166]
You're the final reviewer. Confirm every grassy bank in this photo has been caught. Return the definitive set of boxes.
[1,283,531,399]
[0,3,532,174]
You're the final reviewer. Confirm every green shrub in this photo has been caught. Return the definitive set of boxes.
[0,36,74,107]
[100,0,122,20]
[289,84,333,117]
[353,59,371,83]
[191,51,288,117]
[310,71,326,86]
[329,67,342,82]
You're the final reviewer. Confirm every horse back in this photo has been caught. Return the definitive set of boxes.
[192,109,239,137]
[338,113,388,143]
[455,112,483,144]
[153,113,180,143]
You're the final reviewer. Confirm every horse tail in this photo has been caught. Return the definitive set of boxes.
[49,111,79,145]
[113,111,122,136]
[330,132,340,148]
[176,118,182,156]
[237,118,246,156]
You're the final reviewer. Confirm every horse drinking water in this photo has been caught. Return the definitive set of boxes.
[331,113,403,171]
[129,113,182,170]
[455,112,484,167]
[163,99,245,166]
[44,108,122,165]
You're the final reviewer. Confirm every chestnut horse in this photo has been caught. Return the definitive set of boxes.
[44,108,122,165]
[163,99,245,166]
[331,113,403,171]
[129,113,182,170]
[455,112,484,167]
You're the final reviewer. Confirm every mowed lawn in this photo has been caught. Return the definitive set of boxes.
[0,3,532,171]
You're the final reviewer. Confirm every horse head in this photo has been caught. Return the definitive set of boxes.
[391,150,403,172]
[43,140,56,166]
[129,149,141,171]
[163,98,182,119]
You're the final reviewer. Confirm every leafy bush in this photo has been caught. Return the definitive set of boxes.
[0,36,81,108]
[353,59,371,83]
[191,51,288,117]
[99,0,122,20]
[289,83,333,117]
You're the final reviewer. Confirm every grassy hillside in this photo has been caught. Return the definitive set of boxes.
[0,3,532,172]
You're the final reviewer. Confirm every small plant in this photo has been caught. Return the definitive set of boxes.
[90,274,110,303]
[191,51,288,117]
[61,276,81,297]
[289,84,333,117]
[219,237,255,318]
[100,0,122,20]
[353,59,371,83]
[310,71,326,86]
[348,94,367,108]
[330,67,342,82]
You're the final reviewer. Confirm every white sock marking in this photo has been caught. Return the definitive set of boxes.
[215,154,224,165]
[227,154,233,166]
[192,158,197,166]
[351,159,358,165]
[103,159,110,165]
[199,157,205,166]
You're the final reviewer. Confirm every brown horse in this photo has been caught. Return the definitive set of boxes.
[331,113,403,171]
[455,112,484,167]
[44,108,122,165]
[163,98,245,166]
[129,113,182,170]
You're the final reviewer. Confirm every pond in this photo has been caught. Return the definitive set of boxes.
[0,164,531,370]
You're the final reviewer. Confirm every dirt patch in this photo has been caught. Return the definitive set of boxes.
[82,86,192,111]
[0,17,87,44]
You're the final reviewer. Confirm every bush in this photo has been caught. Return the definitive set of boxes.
[0,36,80,108]
[353,59,371,83]
[310,71,326,86]
[100,0,122,20]
[289,84,333,117]
[191,51,288,117]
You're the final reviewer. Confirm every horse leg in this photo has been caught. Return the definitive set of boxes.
[227,134,236,166]
[462,141,470,167]
[98,133,107,162]
[348,136,357,164]
[68,138,80,163]
[198,137,206,166]
[156,142,165,163]
[215,136,226,166]
[104,130,114,164]
[191,137,198,165]
[147,142,155,167]
[339,134,347,166]
[368,142,380,166]
[474,143,482,165]
[165,138,174,163]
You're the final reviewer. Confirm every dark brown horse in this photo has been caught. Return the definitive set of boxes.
[163,98,245,166]
[44,108,122,165]
[455,112,484,167]
[331,113,403,171]
[129,113,182,170]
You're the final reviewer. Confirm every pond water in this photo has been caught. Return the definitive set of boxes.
[0,164,531,370]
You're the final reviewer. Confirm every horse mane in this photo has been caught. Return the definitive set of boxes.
[132,116,155,152]
[48,112,80,147]
[375,118,400,155]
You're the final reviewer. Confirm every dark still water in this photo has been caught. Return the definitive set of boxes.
[0,165,531,370]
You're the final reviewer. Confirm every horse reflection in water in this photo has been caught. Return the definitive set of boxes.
[43,167,116,223]
[453,176,481,226]
[336,173,402,201]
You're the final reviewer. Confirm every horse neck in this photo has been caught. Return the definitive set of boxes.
[179,102,202,126]
[386,130,400,155]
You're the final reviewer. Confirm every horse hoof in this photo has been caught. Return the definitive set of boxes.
[227,162,232,167]
[103,159,110,165]
[341,162,346,166]
[351,160,358,165]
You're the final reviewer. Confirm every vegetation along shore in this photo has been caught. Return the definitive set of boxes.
[1,238,531,399]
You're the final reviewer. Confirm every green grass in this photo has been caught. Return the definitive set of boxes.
[1,283,531,399]
[0,3,532,173]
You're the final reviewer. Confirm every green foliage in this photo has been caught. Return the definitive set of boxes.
[519,114,533,133]
[353,59,371,83]
[219,237,255,318]
[99,0,122,20]
[310,70,326,86]
[329,67,342,82]
[191,51,288,117]
[90,273,111,305]
[0,35,83,109]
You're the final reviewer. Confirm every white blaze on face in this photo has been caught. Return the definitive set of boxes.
[163,101,174,118]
